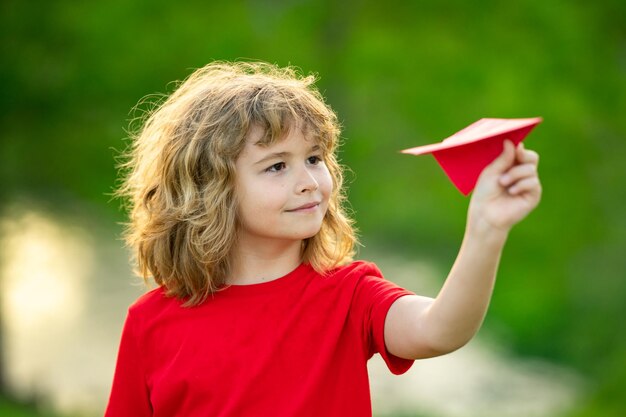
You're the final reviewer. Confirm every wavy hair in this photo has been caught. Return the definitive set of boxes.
[114,61,357,306]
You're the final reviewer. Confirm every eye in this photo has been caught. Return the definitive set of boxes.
[266,162,286,173]
[307,155,322,165]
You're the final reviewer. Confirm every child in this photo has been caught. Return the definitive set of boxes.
[105,62,541,416]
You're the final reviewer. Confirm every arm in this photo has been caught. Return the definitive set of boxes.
[385,140,541,360]
[104,311,153,417]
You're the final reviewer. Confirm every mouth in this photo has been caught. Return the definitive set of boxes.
[286,202,321,212]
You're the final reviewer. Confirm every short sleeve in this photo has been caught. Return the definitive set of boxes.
[104,309,152,417]
[351,264,415,375]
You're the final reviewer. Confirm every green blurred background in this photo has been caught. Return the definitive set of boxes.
[1,0,624,416]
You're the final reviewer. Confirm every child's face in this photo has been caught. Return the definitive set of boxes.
[234,125,333,248]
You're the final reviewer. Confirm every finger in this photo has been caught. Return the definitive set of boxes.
[517,144,539,166]
[515,142,525,163]
[486,140,516,174]
[507,176,542,196]
[499,163,537,186]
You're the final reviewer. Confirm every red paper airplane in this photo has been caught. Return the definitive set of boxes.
[401,117,542,195]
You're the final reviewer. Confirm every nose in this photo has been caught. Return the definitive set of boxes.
[296,166,319,194]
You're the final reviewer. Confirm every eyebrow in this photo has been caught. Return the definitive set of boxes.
[253,145,320,166]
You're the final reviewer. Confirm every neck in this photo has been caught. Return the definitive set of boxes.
[228,237,303,285]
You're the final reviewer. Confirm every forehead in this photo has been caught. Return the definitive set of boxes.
[242,124,319,155]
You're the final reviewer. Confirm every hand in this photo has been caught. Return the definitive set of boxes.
[468,140,542,235]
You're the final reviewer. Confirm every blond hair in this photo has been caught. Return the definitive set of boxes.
[114,61,356,306]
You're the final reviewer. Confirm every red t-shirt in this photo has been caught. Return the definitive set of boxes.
[104,261,415,417]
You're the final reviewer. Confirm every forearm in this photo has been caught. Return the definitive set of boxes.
[420,221,508,353]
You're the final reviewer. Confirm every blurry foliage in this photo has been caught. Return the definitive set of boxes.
[1,0,625,415]
[0,394,59,417]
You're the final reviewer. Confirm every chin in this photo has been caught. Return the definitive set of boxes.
[290,225,323,241]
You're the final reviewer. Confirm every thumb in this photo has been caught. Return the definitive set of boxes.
[485,140,516,175]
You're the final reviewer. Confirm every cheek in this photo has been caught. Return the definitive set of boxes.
[319,168,334,198]
[238,187,262,217]
[235,177,258,219]
[238,179,286,215]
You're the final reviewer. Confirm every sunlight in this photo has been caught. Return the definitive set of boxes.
[0,207,94,403]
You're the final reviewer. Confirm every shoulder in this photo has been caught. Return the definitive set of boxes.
[326,260,383,280]
[128,286,178,316]
[319,260,403,298]
[335,260,412,303]
[296,260,386,295]
[123,286,189,335]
